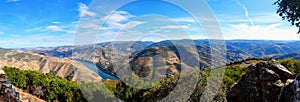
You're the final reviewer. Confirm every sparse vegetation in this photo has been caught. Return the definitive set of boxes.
[4,58,300,101]
[3,66,87,102]
[223,66,247,89]
[279,58,300,74]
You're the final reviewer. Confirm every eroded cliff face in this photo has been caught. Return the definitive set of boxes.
[227,59,294,102]
[0,50,102,82]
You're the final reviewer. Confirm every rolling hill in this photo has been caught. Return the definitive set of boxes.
[0,48,102,82]
[19,39,300,80]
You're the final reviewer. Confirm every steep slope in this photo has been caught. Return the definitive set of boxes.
[0,49,102,82]
[13,86,46,102]
[149,40,300,58]
[129,46,183,80]
[147,40,251,63]
[21,40,300,78]
[25,41,153,61]
[225,40,300,57]
[274,51,300,60]
[127,44,226,81]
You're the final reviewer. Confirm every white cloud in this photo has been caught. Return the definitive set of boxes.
[0,34,74,48]
[52,21,61,24]
[75,10,143,44]
[6,0,19,3]
[171,16,218,23]
[77,10,138,32]
[101,11,135,28]
[25,22,77,34]
[122,21,145,29]
[171,17,195,23]
[78,23,101,30]
[160,25,189,29]
[217,13,283,25]
[224,23,300,40]
[46,25,75,34]
[149,30,161,33]
[24,27,43,32]
[235,0,254,26]
[78,3,96,17]
[0,32,3,35]
[46,25,63,31]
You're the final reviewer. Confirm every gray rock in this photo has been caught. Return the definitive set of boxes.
[227,60,294,102]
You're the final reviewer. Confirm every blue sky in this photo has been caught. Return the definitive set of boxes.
[0,0,299,48]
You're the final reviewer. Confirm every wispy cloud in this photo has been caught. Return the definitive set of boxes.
[77,10,141,31]
[235,0,254,26]
[0,34,74,48]
[52,21,61,24]
[46,25,75,34]
[224,23,299,40]
[217,14,281,24]
[160,25,189,29]
[24,27,43,32]
[6,0,19,3]
[149,29,161,34]
[101,11,136,28]
[171,17,195,23]
[46,25,63,31]
[0,32,4,35]
[78,3,96,17]
[123,21,145,29]
[75,10,141,45]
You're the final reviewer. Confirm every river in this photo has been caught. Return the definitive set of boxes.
[76,60,119,80]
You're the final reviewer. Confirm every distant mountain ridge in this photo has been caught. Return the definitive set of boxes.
[19,39,300,78]
[22,39,300,60]
[274,52,300,60]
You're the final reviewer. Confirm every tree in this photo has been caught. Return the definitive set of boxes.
[274,0,300,33]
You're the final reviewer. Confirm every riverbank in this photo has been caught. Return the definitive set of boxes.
[75,60,119,80]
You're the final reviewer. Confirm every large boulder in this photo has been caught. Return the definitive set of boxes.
[277,79,296,102]
[277,75,300,102]
[227,59,294,102]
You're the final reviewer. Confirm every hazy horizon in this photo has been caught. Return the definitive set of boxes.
[4,39,300,49]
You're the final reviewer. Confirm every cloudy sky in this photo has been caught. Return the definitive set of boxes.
[0,0,299,48]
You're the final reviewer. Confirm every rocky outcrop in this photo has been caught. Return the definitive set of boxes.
[277,79,296,102]
[13,86,46,102]
[227,59,294,102]
[0,69,46,102]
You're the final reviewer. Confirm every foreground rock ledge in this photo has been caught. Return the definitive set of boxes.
[227,59,294,102]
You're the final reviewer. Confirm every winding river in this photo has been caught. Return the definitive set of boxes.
[76,60,119,80]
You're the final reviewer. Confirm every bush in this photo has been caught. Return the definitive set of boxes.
[3,66,87,101]
[223,66,247,89]
[279,58,300,74]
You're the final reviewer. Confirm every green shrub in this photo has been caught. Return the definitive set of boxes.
[3,66,86,102]
[279,58,300,74]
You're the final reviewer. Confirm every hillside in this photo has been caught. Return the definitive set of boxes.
[23,40,300,63]
[0,48,102,82]
[14,40,300,101]
[80,59,299,101]
[2,53,300,101]
[92,40,299,77]
[13,86,46,102]
[2,66,87,101]
[274,51,300,60]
